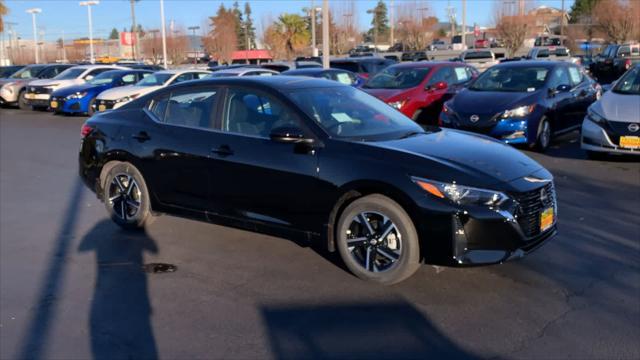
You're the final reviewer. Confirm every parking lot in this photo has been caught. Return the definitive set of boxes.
[0,107,638,359]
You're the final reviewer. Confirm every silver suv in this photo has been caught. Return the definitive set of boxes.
[0,64,72,109]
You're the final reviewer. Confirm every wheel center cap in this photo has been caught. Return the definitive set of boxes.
[369,239,377,246]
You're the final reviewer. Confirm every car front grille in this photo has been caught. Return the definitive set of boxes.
[511,182,556,239]
[97,99,116,109]
[29,86,52,94]
[603,120,640,146]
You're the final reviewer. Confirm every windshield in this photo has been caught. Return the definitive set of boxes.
[464,51,493,60]
[331,62,360,73]
[136,73,172,86]
[207,72,239,78]
[612,66,640,95]
[470,66,549,92]
[364,67,430,89]
[54,68,85,80]
[89,71,120,85]
[288,86,424,140]
[10,66,46,79]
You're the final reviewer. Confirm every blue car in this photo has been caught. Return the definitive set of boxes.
[50,69,152,115]
[281,68,364,87]
[440,61,601,151]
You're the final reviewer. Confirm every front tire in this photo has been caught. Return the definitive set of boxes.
[18,91,30,110]
[336,194,420,285]
[534,117,552,152]
[103,162,152,230]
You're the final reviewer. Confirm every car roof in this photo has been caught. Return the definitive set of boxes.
[177,75,344,91]
[495,61,561,69]
[282,68,339,75]
[69,64,122,70]
[215,67,277,75]
[155,69,211,75]
[331,57,391,63]
[389,61,460,69]
[101,69,153,75]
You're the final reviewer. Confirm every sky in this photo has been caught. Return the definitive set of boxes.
[3,0,574,42]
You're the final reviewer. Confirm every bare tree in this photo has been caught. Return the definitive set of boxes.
[494,10,528,57]
[396,1,438,51]
[166,28,189,65]
[594,0,638,44]
[204,4,238,64]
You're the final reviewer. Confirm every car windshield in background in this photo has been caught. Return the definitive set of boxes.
[364,67,430,89]
[555,48,569,56]
[464,51,493,60]
[54,68,86,80]
[10,66,46,79]
[89,71,120,85]
[137,73,172,86]
[288,86,424,140]
[207,72,239,78]
[612,66,640,95]
[470,66,549,92]
[331,62,359,73]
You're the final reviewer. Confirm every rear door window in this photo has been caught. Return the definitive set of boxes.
[164,88,219,129]
[121,74,137,85]
[568,66,583,87]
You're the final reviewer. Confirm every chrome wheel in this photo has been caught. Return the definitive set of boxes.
[107,173,142,221]
[345,211,402,273]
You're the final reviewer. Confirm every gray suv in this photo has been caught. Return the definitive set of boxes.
[0,64,72,109]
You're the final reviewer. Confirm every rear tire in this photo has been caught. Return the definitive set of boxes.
[87,98,96,116]
[336,194,420,285]
[103,162,153,230]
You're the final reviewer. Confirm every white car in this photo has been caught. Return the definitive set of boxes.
[459,50,499,73]
[95,69,211,111]
[24,65,125,109]
[581,65,640,157]
[206,67,279,78]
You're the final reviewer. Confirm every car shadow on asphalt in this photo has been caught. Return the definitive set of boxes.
[77,220,159,360]
[260,302,478,360]
[532,130,639,163]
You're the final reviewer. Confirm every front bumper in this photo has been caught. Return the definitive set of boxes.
[440,112,532,145]
[95,99,125,112]
[0,87,19,104]
[581,118,640,155]
[50,96,89,113]
[24,91,52,108]
[417,179,557,266]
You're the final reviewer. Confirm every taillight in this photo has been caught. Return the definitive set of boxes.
[81,124,94,138]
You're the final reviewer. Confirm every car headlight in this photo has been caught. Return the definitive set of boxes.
[388,100,406,110]
[66,91,88,100]
[501,105,535,119]
[412,177,509,207]
[587,107,606,124]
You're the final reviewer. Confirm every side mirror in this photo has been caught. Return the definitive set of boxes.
[556,84,571,92]
[427,81,448,91]
[269,126,311,144]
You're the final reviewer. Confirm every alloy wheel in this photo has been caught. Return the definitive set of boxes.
[345,211,402,273]
[107,173,142,221]
[540,121,551,149]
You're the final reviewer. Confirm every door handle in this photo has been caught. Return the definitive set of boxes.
[132,131,151,142]
[211,145,234,156]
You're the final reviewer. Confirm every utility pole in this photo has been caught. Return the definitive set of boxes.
[26,8,42,64]
[188,26,200,65]
[389,0,394,47]
[560,0,565,37]
[130,0,138,60]
[310,1,321,56]
[461,0,466,50]
[160,0,168,69]
[322,0,329,69]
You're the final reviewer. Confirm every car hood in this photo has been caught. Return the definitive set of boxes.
[451,89,540,115]
[52,82,110,96]
[97,85,158,100]
[595,91,640,123]
[371,129,544,187]
[28,78,83,90]
[363,88,411,101]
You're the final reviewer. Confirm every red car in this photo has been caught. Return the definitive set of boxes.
[362,62,478,125]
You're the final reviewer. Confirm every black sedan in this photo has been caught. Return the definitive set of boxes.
[440,61,601,151]
[79,76,557,284]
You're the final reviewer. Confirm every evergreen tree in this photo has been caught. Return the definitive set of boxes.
[569,0,600,24]
[232,1,246,50]
[367,0,389,44]
[243,2,256,50]
[109,28,119,40]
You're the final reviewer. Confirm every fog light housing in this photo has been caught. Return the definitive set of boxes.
[452,215,469,264]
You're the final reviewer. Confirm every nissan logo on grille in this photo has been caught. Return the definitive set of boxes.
[470,115,480,123]
[628,123,639,133]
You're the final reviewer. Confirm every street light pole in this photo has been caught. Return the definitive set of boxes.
[80,1,99,64]
[159,0,168,69]
[389,0,394,47]
[26,8,41,64]
[461,0,466,50]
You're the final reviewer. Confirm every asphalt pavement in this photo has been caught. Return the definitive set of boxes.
[1,108,638,359]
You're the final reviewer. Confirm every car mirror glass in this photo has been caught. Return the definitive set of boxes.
[557,84,571,92]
